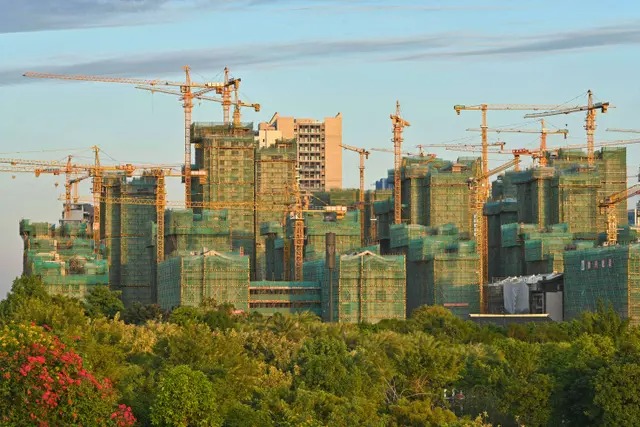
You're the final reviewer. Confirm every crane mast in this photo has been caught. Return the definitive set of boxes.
[339,143,370,246]
[390,101,410,225]
[23,66,226,208]
[599,183,640,246]
[92,146,102,256]
[468,157,520,311]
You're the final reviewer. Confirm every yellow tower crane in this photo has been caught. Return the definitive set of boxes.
[467,157,521,311]
[390,101,411,225]
[599,183,640,246]
[0,147,140,256]
[370,147,425,157]
[524,90,610,167]
[339,143,370,246]
[135,67,260,128]
[418,141,507,150]
[466,119,568,167]
[23,67,227,208]
[454,102,578,202]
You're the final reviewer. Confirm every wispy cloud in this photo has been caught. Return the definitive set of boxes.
[397,22,640,60]
[0,0,504,34]
[0,0,186,33]
[2,21,639,86]
[0,34,453,85]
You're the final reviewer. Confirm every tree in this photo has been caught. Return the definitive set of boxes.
[572,300,629,342]
[84,285,124,319]
[122,302,165,325]
[594,363,640,425]
[0,322,135,426]
[150,365,221,427]
[0,275,50,320]
[294,336,353,396]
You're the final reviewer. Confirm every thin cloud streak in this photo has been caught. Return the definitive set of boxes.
[0,34,453,85]
[0,0,489,34]
[397,22,640,60]
[2,21,639,86]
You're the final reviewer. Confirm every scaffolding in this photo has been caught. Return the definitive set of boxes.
[405,224,480,318]
[564,245,640,325]
[303,251,406,323]
[255,139,297,280]
[157,250,250,311]
[114,174,158,306]
[192,125,256,233]
[164,209,231,257]
[281,210,361,278]
[20,219,109,300]
[248,281,321,316]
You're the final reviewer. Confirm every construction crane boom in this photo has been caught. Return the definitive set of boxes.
[454,104,579,112]
[599,183,640,246]
[390,101,411,225]
[23,71,223,89]
[523,90,610,166]
[23,66,228,207]
[466,119,568,167]
[370,147,424,157]
[418,142,506,150]
[455,102,573,202]
[339,143,370,246]
[137,85,261,128]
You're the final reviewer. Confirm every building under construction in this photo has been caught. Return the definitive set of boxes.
[15,101,640,324]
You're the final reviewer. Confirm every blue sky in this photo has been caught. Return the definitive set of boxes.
[1,0,639,297]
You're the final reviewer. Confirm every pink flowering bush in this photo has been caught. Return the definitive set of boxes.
[0,322,135,426]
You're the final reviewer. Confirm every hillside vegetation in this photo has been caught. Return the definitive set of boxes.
[1,276,639,426]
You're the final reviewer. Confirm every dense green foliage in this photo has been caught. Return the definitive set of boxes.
[2,276,640,426]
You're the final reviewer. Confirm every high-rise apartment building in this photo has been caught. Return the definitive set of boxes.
[258,112,342,191]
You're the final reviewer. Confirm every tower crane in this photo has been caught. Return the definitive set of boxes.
[390,101,411,225]
[370,147,426,157]
[466,119,568,167]
[418,141,506,150]
[339,144,370,246]
[0,148,182,258]
[0,161,89,219]
[289,169,306,282]
[444,146,533,172]
[606,128,640,134]
[23,66,227,208]
[598,183,640,246]
[467,156,521,311]
[454,102,578,202]
[135,67,260,128]
[524,90,610,167]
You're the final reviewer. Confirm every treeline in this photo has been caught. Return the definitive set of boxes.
[1,277,639,426]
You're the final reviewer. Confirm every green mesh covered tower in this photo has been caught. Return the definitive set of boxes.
[190,123,257,276]
[304,250,406,323]
[164,209,231,257]
[157,250,250,311]
[255,139,297,280]
[564,245,640,325]
[19,219,109,300]
[101,173,159,306]
[404,224,480,318]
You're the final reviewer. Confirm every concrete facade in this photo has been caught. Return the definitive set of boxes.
[258,112,342,191]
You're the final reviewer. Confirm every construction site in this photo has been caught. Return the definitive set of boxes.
[10,68,640,324]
